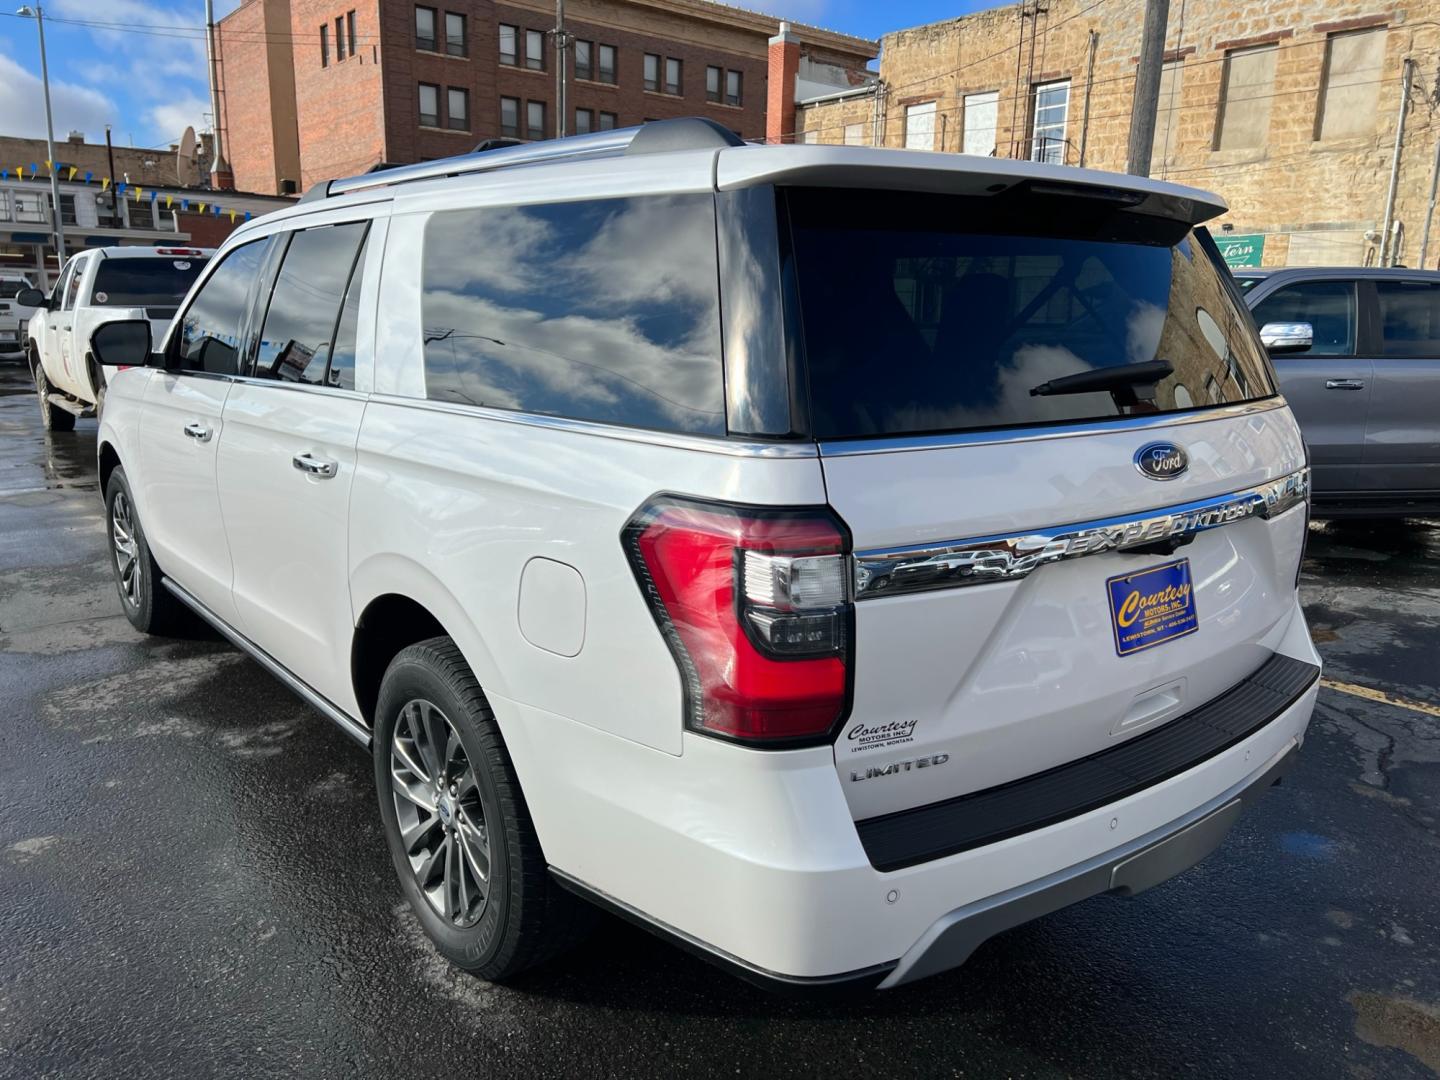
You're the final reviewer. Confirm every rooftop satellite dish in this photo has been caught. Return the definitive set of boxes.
[177,126,198,185]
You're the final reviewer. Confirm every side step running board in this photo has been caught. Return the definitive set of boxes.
[47,393,94,418]
[161,576,372,749]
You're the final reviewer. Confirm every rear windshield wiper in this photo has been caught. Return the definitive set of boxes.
[1029,360,1174,408]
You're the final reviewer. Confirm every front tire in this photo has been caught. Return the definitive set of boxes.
[374,638,590,980]
[35,362,76,433]
[105,466,187,635]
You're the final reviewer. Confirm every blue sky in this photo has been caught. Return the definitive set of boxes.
[0,0,992,152]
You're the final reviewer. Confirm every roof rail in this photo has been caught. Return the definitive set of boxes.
[318,117,744,200]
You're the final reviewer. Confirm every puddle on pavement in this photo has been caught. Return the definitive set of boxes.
[1349,991,1440,1073]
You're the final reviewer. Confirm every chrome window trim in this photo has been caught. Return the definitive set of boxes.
[818,398,1287,458]
[365,393,820,458]
[854,467,1310,600]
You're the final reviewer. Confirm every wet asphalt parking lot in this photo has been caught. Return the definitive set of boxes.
[0,360,1437,1079]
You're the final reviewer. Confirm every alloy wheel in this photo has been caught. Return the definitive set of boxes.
[390,698,491,927]
[110,490,142,608]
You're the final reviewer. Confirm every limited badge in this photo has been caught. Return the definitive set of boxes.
[1106,558,1199,656]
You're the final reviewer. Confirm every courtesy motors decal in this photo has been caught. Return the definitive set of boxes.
[845,718,918,752]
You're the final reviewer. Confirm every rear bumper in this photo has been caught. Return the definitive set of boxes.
[503,600,1321,989]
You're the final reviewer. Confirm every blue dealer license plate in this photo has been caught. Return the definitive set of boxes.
[1106,558,1198,657]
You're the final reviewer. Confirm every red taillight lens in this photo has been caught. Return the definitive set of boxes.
[623,496,852,745]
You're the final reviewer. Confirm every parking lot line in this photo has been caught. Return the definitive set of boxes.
[1320,677,1440,719]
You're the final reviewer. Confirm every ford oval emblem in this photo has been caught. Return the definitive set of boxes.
[1135,442,1188,480]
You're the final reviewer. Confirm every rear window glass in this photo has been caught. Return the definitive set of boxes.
[419,195,725,435]
[92,257,208,307]
[786,188,1276,440]
[0,278,31,299]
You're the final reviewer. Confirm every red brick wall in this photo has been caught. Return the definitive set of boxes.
[175,211,251,248]
[219,1,280,193]
[291,0,390,188]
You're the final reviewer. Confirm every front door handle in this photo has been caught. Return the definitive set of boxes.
[182,422,212,442]
[1325,379,1366,390]
[292,452,338,479]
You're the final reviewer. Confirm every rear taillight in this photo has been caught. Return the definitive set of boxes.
[622,496,852,746]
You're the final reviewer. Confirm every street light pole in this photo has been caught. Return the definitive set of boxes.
[17,4,66,266]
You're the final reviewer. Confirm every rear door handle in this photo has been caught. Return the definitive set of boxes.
[182,422,212,442]
[292,452,338,479]
[1325,379,1366,390]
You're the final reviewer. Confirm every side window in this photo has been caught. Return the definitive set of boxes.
[51,260,76,307]
[176,240,269,374]
[1375,280,1440,358]
[327,231,370,390]
[252,222,368,384]
[62,258,84,310]
[419,195,724,435]
[1251,280,1356,357]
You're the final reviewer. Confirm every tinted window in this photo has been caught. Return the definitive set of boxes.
[63,260,84,310]
[177,240,268,374]
[328,232,369,390]
[1376,280,1440,358]
[420,196,724,434]
[787,188,1277,439]
[253,223,368,384]
[1250,280,1356,357]
[1233,275,1263,293]
[92,257,208,307]
[0,277,31,299]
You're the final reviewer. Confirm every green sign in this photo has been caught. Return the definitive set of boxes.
[1218,234,1265,268]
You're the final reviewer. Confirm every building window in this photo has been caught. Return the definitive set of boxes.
[1154,61,1183,167]
[665,57,681,95]
[575,107,593,134]
[599,111,617,130]
[336,16,345,60]
[445,12,466,57]
[14,191,45,223]
[1030,79,1070,163]
[447,87,469,130]
[526,29,545,71]
[418,82,440,127]
[1316,27,1387,141]
[963,90,998,156]
[499,23,517,65]
[320,23,329,67]
[643,53,659,91]
[500,96,520,138]
[415,6,436,51]
[799,130,818,145]
[725,70,742,107]
[527,100,546,140]
[844,122,865,146]
[1214,44,1277,151]
[904,101,937,151]
[598,44,616,84]
[705,65,721,103]
[347,10,357,55]
[575,40,592,80]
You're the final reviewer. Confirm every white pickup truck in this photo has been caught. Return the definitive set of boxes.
[22,245,211,430]
[0,271,36,356]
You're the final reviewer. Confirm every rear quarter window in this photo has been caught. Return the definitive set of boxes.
[419,195,725,435]
[92,257,209,307]
[785,187,1277,439]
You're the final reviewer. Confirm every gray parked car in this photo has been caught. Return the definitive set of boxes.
[1238,267,1440,518]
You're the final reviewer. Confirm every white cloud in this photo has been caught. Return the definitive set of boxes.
[0,53,117,141]
[148,95,210,147]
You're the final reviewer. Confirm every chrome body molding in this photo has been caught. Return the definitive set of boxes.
[854,468,1310,600]
[160,577,372,747]
[818,398,1287,458]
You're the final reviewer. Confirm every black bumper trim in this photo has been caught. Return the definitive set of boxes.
[856,653,1320,873]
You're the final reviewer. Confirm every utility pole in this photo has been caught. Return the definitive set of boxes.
[554,0,567,137]
[104,125,117,225]
[17,5,66,265]
[1126,0,1170,175]
[204,0,230,183]
[1379,57,1414,267]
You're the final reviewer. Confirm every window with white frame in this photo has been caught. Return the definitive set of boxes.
[904,101,937,151]
[844,123,865,146]
[1030,79,1069,163]
[963,91,998,156]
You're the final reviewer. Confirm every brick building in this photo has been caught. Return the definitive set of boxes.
[785,0,1440,268]
[217,0,876,194]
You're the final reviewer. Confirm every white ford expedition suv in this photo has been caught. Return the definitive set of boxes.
[88,119,1320,990]
[21,245,210,430]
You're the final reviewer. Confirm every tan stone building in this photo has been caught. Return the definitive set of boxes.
[785,0,1440,269]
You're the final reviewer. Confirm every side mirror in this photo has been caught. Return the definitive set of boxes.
[15,287,46,309]
[1259,321,1313,355]
[91,320,154,368]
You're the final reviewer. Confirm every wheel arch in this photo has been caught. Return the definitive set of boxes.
[350,556,510,728]
[98,440,122,497]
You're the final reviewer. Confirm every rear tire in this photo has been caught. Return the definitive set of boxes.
[35,362,75,433]
[374,637,591,980]
[105,466,187,635]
